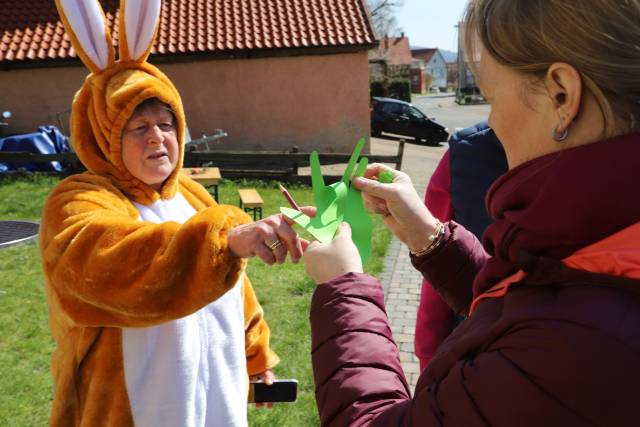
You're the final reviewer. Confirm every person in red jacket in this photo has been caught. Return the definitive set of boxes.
[302,0,640,425]
[415,150,456,371]
[416,123,507,370]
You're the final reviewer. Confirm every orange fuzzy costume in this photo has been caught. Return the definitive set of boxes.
[40,1,278,426]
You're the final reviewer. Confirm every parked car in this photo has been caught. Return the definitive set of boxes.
[370,97,449,145]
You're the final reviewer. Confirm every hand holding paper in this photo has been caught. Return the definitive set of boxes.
[280,138,372,264]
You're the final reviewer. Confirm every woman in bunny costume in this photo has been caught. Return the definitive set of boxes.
[39,1,303,426]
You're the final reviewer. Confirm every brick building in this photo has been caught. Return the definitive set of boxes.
[0,0,377,152]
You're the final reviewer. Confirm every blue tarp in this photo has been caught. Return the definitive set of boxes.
[0,125,70,172]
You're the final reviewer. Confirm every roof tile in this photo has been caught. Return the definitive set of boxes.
[1,0,375,63]
[412,48,438,63]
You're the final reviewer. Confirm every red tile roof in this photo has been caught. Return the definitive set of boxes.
[411,48,437,63]
[0,0,376,64]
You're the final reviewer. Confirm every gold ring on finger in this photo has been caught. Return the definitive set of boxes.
[267,240,283,251]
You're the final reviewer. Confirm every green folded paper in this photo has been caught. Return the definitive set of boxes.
[280,137,372,264]
[378,170,394,183]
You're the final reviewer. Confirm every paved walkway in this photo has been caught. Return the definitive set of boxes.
[372,137,447,392]
[378,185,427,391]
[302,136,448,390]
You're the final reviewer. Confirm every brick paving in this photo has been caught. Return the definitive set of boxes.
[372,138,446,393]
[379,185,427,391]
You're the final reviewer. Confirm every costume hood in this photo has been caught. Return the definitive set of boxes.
[56,0,185,204]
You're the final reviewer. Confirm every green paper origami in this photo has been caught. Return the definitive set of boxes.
[280,138,372,264]
[378,170,394,183]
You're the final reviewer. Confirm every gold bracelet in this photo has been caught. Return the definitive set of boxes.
[410,220,445,257]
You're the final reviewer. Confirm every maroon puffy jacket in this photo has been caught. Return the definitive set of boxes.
[310,223,640,426]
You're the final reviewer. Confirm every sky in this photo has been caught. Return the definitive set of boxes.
[395,0,469,52]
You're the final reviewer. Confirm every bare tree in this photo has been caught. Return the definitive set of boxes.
[367,0,404,38]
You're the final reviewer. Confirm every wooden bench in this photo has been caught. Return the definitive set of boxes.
[182,139,406,184]
[238,189,264,220]
[0,139,407,184]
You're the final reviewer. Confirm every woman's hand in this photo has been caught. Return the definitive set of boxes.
[303,223,363,284]
[228,209,313,265]
[352,163,440,253]
[250,369,274,409]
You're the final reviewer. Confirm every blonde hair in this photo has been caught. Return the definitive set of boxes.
[463,0,640,134]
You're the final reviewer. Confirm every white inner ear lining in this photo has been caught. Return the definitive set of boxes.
[125,0,161,60]
[60,0,110,70]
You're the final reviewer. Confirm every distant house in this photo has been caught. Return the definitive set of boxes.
[411,48,448,89]
[369,35,412,81]
[0,0,376,153]
[410,58,426,94]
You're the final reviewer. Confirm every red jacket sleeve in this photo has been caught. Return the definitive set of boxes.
[311,273,411,426]
[412,222,489,315]
[311,272,500,426]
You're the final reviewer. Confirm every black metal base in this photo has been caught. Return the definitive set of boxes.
[242,206,262,221]
[0,220,39,249]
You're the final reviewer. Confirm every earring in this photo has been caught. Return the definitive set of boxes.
[552,125,569,142]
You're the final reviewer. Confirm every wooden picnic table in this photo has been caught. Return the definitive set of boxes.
[182,167,222,202]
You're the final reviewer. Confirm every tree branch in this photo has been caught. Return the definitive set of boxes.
[369,0,402,18]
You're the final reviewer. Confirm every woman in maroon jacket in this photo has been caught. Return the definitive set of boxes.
[303,1,640,425]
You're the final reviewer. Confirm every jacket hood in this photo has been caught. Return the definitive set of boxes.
[563,221,640,280]
[470,221,640,315]
[475,132,640,296]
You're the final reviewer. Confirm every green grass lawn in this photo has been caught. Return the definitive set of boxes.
[0,174,392,426]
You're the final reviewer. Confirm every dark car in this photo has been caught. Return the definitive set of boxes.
[370,97,449,145]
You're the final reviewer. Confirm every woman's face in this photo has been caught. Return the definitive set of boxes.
[479,52,558,169]
[121,102,179,191]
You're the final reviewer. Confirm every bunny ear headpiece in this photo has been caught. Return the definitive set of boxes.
[56,0,186,205]
[118,0,162,63]
[56,0,115,73]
